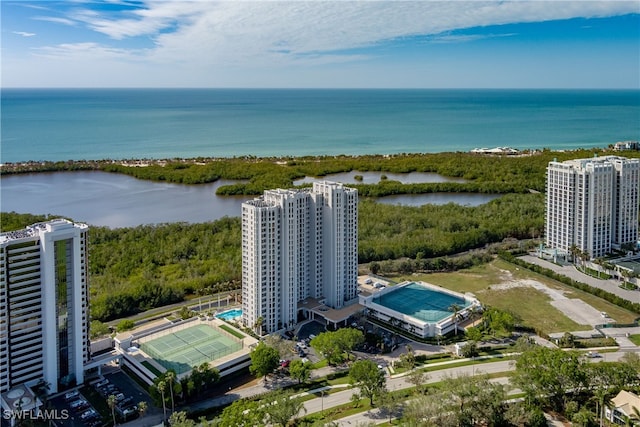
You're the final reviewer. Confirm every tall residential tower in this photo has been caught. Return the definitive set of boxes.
[241,181,358,335]
[0,219,90,394]
[546,156,640,259]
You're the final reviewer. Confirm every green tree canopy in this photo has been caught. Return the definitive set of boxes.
[116,319,135,332]
[263,390,306,427]
[217,398,265,427]
[249,342,279,381]
[310,328,364,365]
[168,411,196,427]
[481,307,516,338]
[349,359,386,406]
[288,359,312,384]
[513,346,585,410]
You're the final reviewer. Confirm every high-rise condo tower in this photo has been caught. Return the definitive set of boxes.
[0,219,90,394]
[546,156,639,259]
[241,181,358,335]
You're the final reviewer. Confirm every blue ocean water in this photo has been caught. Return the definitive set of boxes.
[2,89,639,163]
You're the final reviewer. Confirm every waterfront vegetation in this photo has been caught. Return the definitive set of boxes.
[1,148,638,323]
[1,189,543,322]
[4,149,639,195]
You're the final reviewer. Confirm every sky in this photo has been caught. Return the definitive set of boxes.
[1,1,639,88]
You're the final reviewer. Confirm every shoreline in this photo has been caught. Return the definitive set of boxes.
[0,146,608,174]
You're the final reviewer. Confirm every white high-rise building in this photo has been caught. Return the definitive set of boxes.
[241,181,358,335]
[546,156,640,259]
[0,219,90,394]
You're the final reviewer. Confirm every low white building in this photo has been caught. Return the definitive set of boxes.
[605,390,640,425]
[359,281,480,338]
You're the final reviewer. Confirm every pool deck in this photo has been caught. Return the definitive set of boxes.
[216,308,243,321]
[373,282,472,323]
[359,280,480,338]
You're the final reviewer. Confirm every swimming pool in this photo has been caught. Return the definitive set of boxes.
[216,308,243,321]
[372,282,471,323]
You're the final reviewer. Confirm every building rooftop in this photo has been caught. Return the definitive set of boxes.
[0,218,88,245]
[0,384,40,413]
[610,390,640,417]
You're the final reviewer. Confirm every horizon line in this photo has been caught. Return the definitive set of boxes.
[3,86,640,91]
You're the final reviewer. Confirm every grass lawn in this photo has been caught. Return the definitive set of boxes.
[395,258,638,333]
[219,323,245,339]
[312,359,328,369]
[142,360,163,376]
[620,282,638,291]
[480,287,585,333]
[629,334,640,346]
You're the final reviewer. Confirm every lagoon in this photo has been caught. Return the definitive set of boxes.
[293,171,466,185]
[377,193,500,207]
[1,171,499,228]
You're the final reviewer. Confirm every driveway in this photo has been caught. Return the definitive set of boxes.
[520,255,640,304]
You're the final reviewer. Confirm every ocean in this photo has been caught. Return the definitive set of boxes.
[2,89,639,163]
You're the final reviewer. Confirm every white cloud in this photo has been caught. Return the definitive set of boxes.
[33,16,77,26]
[34,42,147,61]
[47,1,640,66]
[13,31,36,37]
[5,1,638,87]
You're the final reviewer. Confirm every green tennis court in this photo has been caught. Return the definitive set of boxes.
[140,324,243,374]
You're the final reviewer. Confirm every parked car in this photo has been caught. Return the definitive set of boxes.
[69,399,88,410]
[64,390,79,401]
[73,403,91,412]
[118,397,134,408]
[80,409,98,420]
[101,385,118,395]
[95,379,109,387]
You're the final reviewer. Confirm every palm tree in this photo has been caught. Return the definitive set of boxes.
[137,401,148,419]
[469,304,483,323]
[254,316,264,335]
[196,288,203,313]
[449,304,462,336]
[157,380,167,421]
[165,371,176,414]
[107,394,117,427]
[624,405,640,426]
[569,244,580,265]
[33,380,51,410]
[592,388,612,427]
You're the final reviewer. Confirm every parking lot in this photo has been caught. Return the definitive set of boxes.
[48,369,158,427]
[49,390,102,427]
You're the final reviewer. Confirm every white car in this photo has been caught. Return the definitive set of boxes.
[64,391,79,401]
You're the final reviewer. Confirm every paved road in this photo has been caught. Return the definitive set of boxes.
[116,350,632,427]
[304,351,630,425]
[520,255,640,303]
